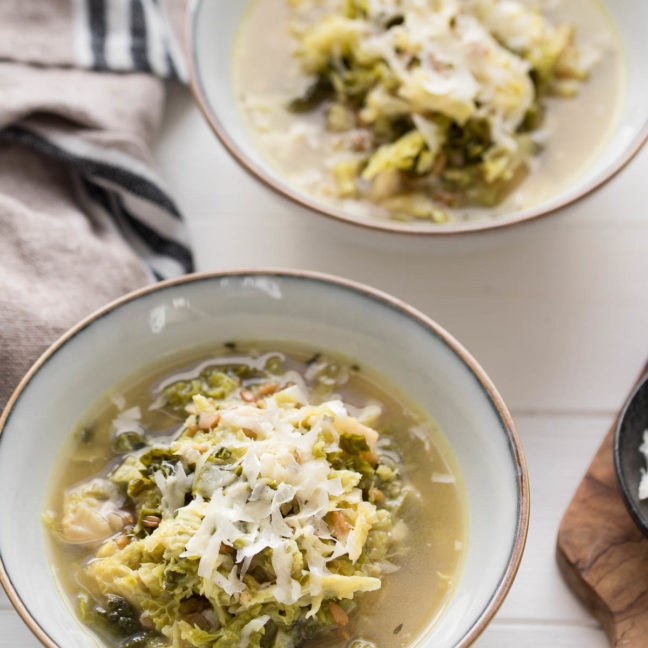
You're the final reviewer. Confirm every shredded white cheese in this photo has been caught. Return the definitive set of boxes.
[159,386,387,609]
[154,463,194,514]
[239,616,271,648]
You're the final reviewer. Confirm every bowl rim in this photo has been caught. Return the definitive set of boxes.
[186,0,648,237]
[613,372,648,538]
[0,268,529,648]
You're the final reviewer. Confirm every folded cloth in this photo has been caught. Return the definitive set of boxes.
[0,0,194,409]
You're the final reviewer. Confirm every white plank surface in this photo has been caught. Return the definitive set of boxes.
[474,623,608,647]
[4,84,647,645]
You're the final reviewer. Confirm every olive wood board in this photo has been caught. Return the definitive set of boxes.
[557,362,648,647]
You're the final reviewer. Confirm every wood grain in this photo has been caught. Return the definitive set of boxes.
[557,364,648,647]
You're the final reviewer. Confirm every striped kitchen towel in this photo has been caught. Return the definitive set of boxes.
[77,0,189,81]
[0,0,193,280]
[0,0,196,407]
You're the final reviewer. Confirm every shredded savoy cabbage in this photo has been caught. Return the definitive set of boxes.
[283,0,599,220]
[51,364,413,648]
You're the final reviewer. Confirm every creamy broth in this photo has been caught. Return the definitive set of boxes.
[233,0,624,224]
[45,343,467,648]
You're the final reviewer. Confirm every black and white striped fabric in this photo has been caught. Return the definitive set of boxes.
[1,124,194,280]
[0,0,193,280]
[75,0,188,81]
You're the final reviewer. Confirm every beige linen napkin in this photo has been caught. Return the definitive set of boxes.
[0,0,192,409]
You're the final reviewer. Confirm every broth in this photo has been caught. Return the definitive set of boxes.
[45,342,467,648]
[233,0,624,224]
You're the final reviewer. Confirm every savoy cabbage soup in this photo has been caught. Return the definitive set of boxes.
[44,343,467,648]
[233,0,623,224]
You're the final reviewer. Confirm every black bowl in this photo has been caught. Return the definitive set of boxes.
[614,373,648,537]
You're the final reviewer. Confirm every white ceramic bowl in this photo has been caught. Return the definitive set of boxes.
[0,270,528,648]
[188,0,648,236]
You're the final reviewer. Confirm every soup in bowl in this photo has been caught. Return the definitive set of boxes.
[0,271,528,648]
[189,0,648,234]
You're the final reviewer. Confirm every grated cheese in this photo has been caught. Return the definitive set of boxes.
[158,386,391,610]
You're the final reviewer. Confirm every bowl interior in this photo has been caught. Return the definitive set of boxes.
[190,0,648,233]
[0,273,526,647]
[614,373,648,537]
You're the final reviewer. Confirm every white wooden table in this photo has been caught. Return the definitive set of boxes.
[3,84,648,646]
